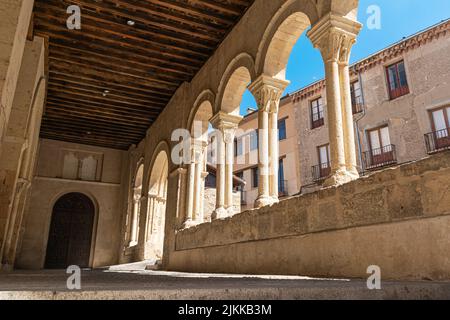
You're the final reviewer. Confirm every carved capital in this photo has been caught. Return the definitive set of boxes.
[210,111,243,143]
[307,13,362,64]
[248,75,289,113]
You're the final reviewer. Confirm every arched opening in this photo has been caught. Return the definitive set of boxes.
[45,192,95,269]
[264,12,311,80]
[221,66,252,115]
[145,151,169,261]
[128,163,143,247]
[183,100,214,227]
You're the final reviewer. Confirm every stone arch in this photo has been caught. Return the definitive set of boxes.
[187,90,215,140]
[45,192,98,269]
[216,53,256,115]
[255,0,319,79]
[144,143,170,261]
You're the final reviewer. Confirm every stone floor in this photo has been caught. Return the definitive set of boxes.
[1,269,450,300]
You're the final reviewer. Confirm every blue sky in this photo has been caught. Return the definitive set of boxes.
[239,0,450,115]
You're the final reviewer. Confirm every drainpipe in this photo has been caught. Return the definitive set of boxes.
[354,69,367,176]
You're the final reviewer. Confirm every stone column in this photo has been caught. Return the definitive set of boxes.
[307,14,362,186]
[183,150,196,227]
[193,141,207,223]
[210,111,242,219]
[339,48,359,177]
[248,75,289,207]
[147,193,157,240]
[129,190,141,246]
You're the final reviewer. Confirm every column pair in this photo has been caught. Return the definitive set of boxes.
[307,14,362,186]
[210,112,243,219]
[248,75,289,208]
[183,140,208,227]
[128,189,141,246]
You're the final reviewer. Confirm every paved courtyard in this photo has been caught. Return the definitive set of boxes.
[1,269,450,300]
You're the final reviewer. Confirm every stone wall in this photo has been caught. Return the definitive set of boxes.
[169,152,450,280]
[16,139,126,269]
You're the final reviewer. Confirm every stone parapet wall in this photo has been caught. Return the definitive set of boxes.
[171,152,450,280]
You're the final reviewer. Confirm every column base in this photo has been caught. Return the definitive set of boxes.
[254,195,274,208]
[211,207,229,220]
[181,219,197,229]
[324,169,359,187]
[128,240,138,248]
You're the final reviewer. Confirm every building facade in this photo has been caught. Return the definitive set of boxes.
[293,20,450,191]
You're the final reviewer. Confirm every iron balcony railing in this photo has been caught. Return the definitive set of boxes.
[424,127,450,154]
[352,100,364,114]
[311,111,325,129]
[278,180,289,197]
[362,144,397,170]
[312,162,331,182]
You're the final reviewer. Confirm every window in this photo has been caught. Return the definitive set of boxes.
[278,159,287,195]
[311,97,324,129]
[368,126,391,153]
[252,167,259,188]
[365,126,396,168]
[61,150,102,181]
[318,144,330,166]
[350,80,363,114]
[428,106,450,151]
[430,106,450,132]
[235,137,243,156]
[313,144,331,181]
[386,60,409,100]
[278,118,287,140]
[250,130,258,151]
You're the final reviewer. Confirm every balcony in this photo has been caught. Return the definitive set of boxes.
[312,162,331,182]
[311,110,325,129]
[352,101,364,115]
[362,144,397,170]
[425,128,450,154]
[278,180,289,197]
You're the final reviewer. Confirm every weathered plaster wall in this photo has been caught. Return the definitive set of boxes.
[16,139,126,269]
[170,152,450,280]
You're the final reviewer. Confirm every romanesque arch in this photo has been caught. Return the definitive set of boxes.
[128,161,144,247]
[144,145,169,261]
[183,96,214,227]
[255,0,317,78]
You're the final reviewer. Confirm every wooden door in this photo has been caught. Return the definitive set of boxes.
[45,193,95,269]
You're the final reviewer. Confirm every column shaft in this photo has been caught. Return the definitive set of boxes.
[325,60,347,176]
[269,111,279,200]
[256,109,271,207]
[340,64,359,176]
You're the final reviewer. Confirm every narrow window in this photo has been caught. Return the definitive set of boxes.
[386,60,409,100]
[311,97,325,129]
[252,167,259,188]
[278,118,287,140]
[350,80,363,114]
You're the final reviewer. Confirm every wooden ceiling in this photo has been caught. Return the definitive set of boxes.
[33,0,254,150]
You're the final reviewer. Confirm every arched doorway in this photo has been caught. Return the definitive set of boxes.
[45,193,95,269]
